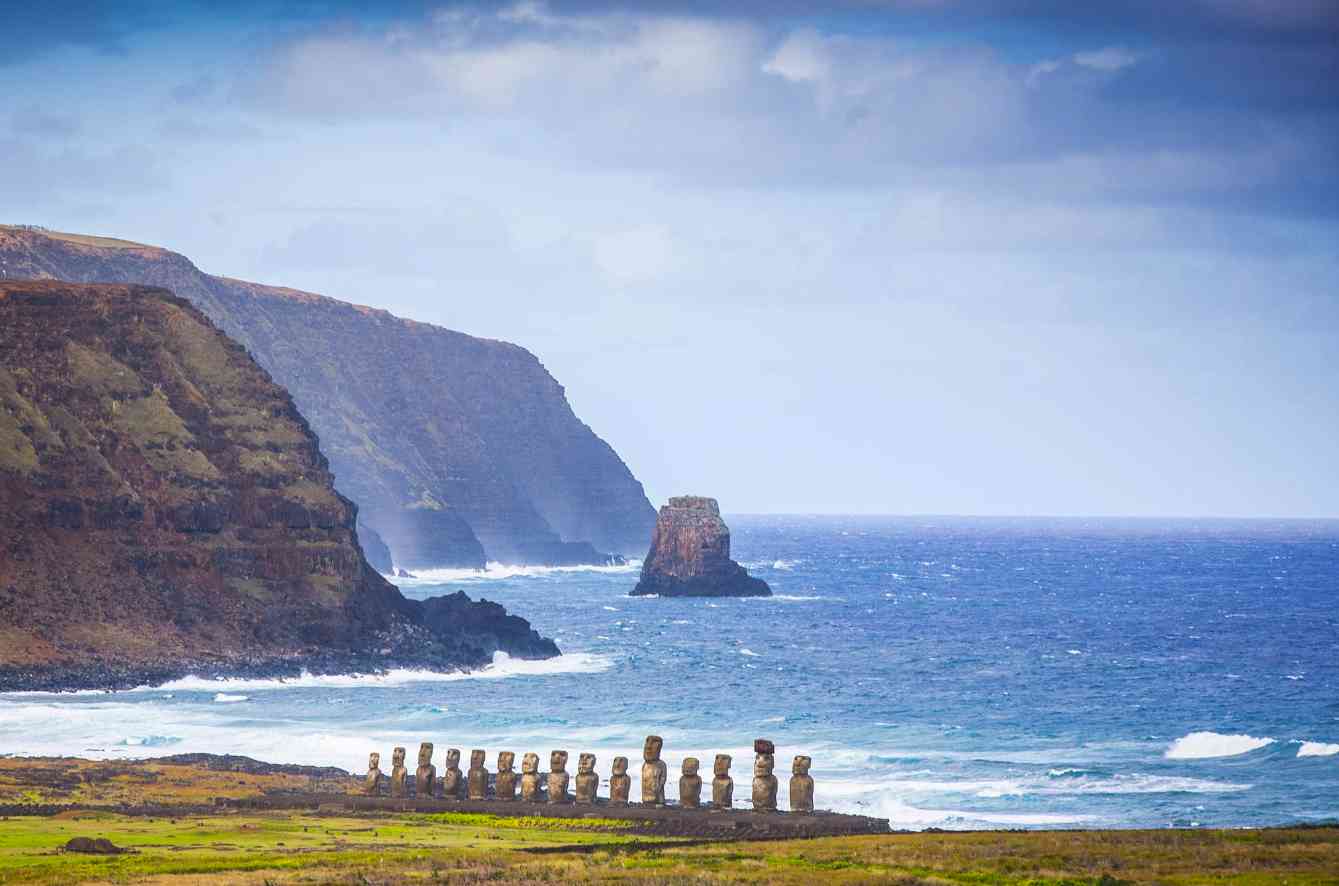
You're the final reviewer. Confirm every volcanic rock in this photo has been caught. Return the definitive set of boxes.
[0,225,656,568]
[630,497,771,597]
[0,281,558,691]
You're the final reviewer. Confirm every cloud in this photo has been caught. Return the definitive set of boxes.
[1073,46,1138,72]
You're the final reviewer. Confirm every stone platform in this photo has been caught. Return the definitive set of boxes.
[216,793,890,840]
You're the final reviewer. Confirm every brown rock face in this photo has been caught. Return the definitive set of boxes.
[0,226,655,567]
[631,497,771,597]
[0,281,558,691]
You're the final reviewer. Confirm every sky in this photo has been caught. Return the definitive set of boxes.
[3,1,1338,517]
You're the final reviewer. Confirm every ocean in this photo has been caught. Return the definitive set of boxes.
[2,516,1336,830]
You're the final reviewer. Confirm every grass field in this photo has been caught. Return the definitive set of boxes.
[2,812,1338,884]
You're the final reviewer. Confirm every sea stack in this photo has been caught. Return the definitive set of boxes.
[630,496,771,597]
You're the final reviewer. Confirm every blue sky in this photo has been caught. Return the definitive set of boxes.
[4,0,1337,516]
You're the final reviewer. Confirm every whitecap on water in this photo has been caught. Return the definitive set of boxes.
[392,561,639,584]
[213,693,248,703]
[1297,741,1339,758]
[1165,731,1275,759]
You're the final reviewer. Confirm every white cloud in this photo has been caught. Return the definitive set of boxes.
[1074,46,1138,72]
[592,226,674,286]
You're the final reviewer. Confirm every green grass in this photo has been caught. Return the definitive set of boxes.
[1,813,1338,885]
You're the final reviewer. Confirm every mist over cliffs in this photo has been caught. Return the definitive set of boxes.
[0,226,656,569]
[0,281,558,691]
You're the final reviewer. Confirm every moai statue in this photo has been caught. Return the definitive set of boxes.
[547,751,570,804]
[752,739,778,812]
[608,756,631,805]
[495,751,518,801]
[641,735,667,806]
[364,752,383,796]
[679,757,703,809]
[441,748,464,799]
[414,742,436,798]
[520,752,543,802]
[467,749,488,800]
[389,746,408,798]
[574,753,599,805]
[711,754,734,810]
[790,755,814,813]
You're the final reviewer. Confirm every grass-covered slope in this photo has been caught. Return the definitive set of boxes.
[0,225,657,568]
[0,281,557,690]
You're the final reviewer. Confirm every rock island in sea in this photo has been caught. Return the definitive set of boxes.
[630,496,771,597]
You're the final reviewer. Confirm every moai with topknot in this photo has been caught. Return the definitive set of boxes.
[752,739,778,812]
[441,748,464,799]
[414,742,436,798]
[641,735,667,806]
[495,751,517,801]
[547,751,570,804]
[711,754,733,809]
[679,757,703,808]
[467,749,488,800]
[574,753,599,805]
[389,746,408,798]
[790,755,814,813]
[608,756,631,805]
[520,752,542,802]
[364,752,383,796]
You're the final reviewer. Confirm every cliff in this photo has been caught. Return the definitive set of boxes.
[0,225,656,568]
[631,496,771,597]
[0,281,558,691]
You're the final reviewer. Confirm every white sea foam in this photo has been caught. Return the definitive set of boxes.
[758,595,832,602]
[393,561,639,584]
[104,651,615,693]
[1165,731,1275,759]
[1297,741,1339,758]
[213,693,248,703]
[739,648,761,657]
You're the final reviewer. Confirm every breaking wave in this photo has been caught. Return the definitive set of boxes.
[390,561,638,584]
[1165,731,1275,760]
[1296,741,1339,758]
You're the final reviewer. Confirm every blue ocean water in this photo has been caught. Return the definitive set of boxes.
[2,516,1337,829]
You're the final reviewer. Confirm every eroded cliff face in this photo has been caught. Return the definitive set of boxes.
[0,281,558,691]
[0,226,656,568]
[631,497,771,597]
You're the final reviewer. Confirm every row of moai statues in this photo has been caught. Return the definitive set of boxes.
[362,736,814,812]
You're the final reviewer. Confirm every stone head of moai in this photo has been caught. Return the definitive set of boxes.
[446,748,461,768]
[368,752,380,770]
[714,754,731,777]
[578,753,596,775]
[550,750,569,772]
[497,751,515,772]
[470,749,485,769]
[644,735,663,761]
[793,755,811,775]
[682,757,700,776]
[612,756,629,776]
[392,747,406,768]
[754,754,774,777]
[522,752,540,774]
[417,742,434,766]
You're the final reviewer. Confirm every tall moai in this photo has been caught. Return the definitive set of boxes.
[790,755,814,813]
[364,752,383,796]
[467,749,488,800]
[641,735,667,806]
[574,753,599,805]
[520,752,542,802]
[679,757,703,808]
[608,756,631,805]
[441,748,464,799]
[547,751,570,804]
[711,754,734,809]
[389,746,408,798]
[414,742,436,798]
[751,739,778,812]
[495,751,518,801]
